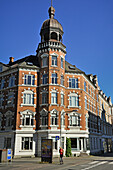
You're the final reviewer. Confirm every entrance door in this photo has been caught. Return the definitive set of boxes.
[79,138,84,152]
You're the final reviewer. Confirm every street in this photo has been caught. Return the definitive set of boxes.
[0,153,113,170]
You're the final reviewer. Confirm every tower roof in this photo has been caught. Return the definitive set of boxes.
[40,6,63,33]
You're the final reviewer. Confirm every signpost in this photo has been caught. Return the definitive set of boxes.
[55,136,59,141]
[7,149,12,161]
[41,139,52,163]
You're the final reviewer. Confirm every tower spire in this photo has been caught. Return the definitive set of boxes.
[49,0,55,19]
[51,0,53,7]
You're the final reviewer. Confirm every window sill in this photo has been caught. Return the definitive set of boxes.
[20,125,35,128]
[50,104,59,106]
[19,150,33,152]
[41,66,48,68]
[21,104,36,107]
[68,126,81,129]
[40,104,48,106]
[51,65,58,67]
[68,106,81,109]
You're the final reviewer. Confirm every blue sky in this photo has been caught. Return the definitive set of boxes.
[0,0,113,102]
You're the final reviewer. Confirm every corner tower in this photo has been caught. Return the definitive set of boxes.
[36,4,66,143]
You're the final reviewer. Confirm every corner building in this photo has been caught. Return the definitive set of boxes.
[0,5,113,158]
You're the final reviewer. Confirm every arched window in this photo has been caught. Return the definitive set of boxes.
[51,32,57,40]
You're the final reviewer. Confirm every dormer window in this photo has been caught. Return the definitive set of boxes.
[52,56,57,66]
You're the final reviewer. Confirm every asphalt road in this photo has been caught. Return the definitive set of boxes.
[0,153,113,170]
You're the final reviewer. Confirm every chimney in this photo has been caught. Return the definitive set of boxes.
[9,57,14,64]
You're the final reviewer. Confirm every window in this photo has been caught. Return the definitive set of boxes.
[9,76,15,87]
[61,137,64,149]
[23,91,34,105]
[69,94,79,107]
[0,66,2,72]
[42,93,47,104]
[51,92,57,104]
[41,115,48,125]
[61,58,63,68]
[61,75,64,86]
[50,109,58,125]
[4,138,11,149]
[71,138,77,149]
[52,73,57,84]
[52,137,57,150]
[7,94,14,106]
[69,78,78,88]
[21,137,33,150]
[42,74,47,84]
[70,114,80,126]
[52,56,57,66]
[24,75,35,85]
[61,94,64,105]
[0,96,3,107]
[85,116,88,128]
[6,116,13,127]
[84,81,86,91]
[88,85,90,94]
[40,109,48,126]
[89,99,91,110]
[22,115,34,126]
[42,57,47,66]
[0,79,5,89]
[85,96,87,109]
[0,114,2,128]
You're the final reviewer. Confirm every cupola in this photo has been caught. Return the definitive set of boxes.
[40,5,64,42]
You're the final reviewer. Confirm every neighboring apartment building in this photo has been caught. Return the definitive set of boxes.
[0,5,113,158]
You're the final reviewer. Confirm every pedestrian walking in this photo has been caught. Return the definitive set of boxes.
[59,147,64,164]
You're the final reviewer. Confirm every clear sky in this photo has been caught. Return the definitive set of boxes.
[0,0,113,102]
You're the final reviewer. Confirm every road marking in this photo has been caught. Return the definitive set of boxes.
[81,161,108,170]
[88,161,99,164]
[109,162,113,164]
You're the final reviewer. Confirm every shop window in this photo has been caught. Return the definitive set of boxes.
[21,137,33,150]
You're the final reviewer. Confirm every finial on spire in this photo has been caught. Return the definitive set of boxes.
[51,0,53,7]
[48,1,55,19]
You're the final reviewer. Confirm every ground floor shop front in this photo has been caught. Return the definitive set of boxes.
[0,130,112,158]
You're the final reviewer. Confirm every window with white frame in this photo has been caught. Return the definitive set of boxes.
[40,109,48,126]
[7,94,14,106]
[52,56,57,66]
[0,96,3,107]
[52,73,57,84]
[69,94,79,107]
[69,78,78,88]
[23,90,34,105]
[61,57,63,68]
[69,113,80,126]
[61,93,64,105]
[0,79,5,89]
[51,92,57,104]
[22,114,34,126]
[42,74,47,84]
[85,115,88,128]
[42,57,47,66]
[9,76,15,87]
[42,93,47,104]
[52,137,57,150]
[24,75,35,85]
[21,137,33,150]
[61,75,64,86]
[50,109,58,125]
